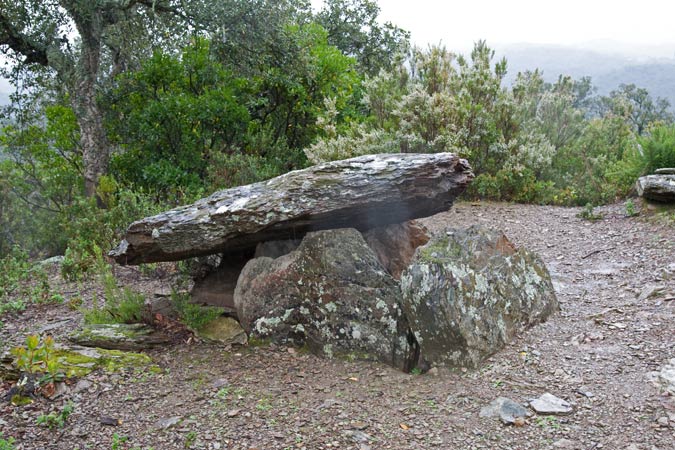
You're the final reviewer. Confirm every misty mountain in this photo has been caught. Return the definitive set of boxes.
[497,43,675,107]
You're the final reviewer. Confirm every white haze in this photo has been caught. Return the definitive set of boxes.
[312,0,675,57]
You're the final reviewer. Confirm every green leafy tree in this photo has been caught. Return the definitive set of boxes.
[316,0,409,76]
[0,102,82,254]
[248,22,359,151]
[602,83,673,135]
[0,0,209,197]
[107,38,250,196]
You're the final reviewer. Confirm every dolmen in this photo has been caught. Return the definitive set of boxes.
[111,153,559,372]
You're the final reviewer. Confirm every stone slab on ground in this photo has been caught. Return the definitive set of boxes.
[479,397,530,424]
[196,316,247,346]
[68,323,171,351]
[529,393,574,415]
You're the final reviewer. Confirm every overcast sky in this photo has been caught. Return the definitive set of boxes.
[313,0,675,54]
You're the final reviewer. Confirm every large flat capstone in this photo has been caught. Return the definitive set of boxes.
[110,153,473,265]
[636,174,675,203]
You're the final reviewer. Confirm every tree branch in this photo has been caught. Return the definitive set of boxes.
[0,11,50,65]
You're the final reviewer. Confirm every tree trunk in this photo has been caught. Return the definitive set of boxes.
[71,28,109,198]
[72,82,109,198]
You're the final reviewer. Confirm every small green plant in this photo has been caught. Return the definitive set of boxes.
[535,416,560,430]
[576,203,603,221]
[216,387,230,399]
[171,290,224,331]
[81,256,144,324]
[184,431,197,448]
[61,240,101,282]
[36,402,74,429]
[111,433,128,450]
[0,247,52,315]
[625,199,639,217]
[0,433,16,450]
[410,367,423,375]
[11,335,59,377]
[256,396,273,411]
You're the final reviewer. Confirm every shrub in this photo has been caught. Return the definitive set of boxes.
[36,403,74,429]
[171,290,224,331]
[0,433,16,450]
[0,248,52,315]
[81,258,144,324]
[609,124,675,193]
[638,125,675,171]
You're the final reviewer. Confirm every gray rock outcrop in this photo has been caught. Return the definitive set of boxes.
[400,226,559,369]
[110,153,473,265]
[636,174,675,203]
[234,228,417,371]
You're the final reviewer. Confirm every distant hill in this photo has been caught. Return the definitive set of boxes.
[496,43,675,107]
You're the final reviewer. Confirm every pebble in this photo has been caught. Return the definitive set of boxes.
[530,393,574,415]
[154,416,182,429]
[479,397,530,424]
[657,416,669,427]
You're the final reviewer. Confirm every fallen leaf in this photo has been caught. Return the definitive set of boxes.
[513,417,526,427]
[399,423,410,430]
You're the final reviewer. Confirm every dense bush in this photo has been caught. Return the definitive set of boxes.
[308,43,670,206]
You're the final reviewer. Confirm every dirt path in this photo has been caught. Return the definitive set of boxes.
[1,202,674,450]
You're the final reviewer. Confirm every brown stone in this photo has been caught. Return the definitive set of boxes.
[362,220,430,279]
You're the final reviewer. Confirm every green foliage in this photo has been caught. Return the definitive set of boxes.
[0,248,51,315]
[636,125,675,173]
[311,42,671,206]
[576,203,604,221]
[108,38,251,197]
[316,0,409,76]
[0,103,83,256]
[625,199,638,217]
[10,334,64,384]
[81,259,144,324]
[0,433,16,450]
[607,124,675,197]
[249,22,360,151]
[184,431,197,448]
[36,403,74,429]
[602,83,673,135]
[206,151,287,191]
[171,291,224,331]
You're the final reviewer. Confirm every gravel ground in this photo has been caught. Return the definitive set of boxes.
[1,200,674,450]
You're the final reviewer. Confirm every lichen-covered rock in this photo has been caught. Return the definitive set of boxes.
[1,345,158,381]
[110,153,473,265]
[68,323,171,351]
[234,228,417,371]
[400,226,559,369]
[362,220,430,280]
[196,316,247,346]
[636,174,675,203]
